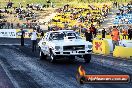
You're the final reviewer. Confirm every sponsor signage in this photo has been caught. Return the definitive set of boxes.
[0,29,33,38]
[76,66,130,84]
[0,29,16,38]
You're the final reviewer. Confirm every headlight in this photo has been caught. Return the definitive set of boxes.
[88,45,92,49]
[42,42,46,45]
[55,46,61,50]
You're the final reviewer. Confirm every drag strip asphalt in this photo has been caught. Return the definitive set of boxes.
[0,45,132,88]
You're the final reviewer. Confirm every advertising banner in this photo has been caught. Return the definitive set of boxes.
[0,29,16,38]
[16,29,33,38]
[0,29,33,38]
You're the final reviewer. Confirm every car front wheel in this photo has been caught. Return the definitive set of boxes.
[49,50,56,63]
[83,54,91,63]
[40,51,47,60]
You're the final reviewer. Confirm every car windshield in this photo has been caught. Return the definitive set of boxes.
[50,32,65,40]
[49,31,82,40]
[64,32,82,39]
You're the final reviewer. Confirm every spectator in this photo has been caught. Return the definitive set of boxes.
[40,30,44,38]
[17,23,20,28]
[7,22,10,29]
[89,24,94,33]
[111,26,120,51]
[19,3,22,8]
[48,26,51,31]
[0,21,3,29]
[89,24,97,38]
[30,29,38,52]
[93,27,97,38]
[102,28,106,38]
[122,29,127,39]
[128,28,132,40]
[85,29,92,42]
[20,29,25,46]
[115,2,118,8]
[11,23,13,29]
[7,2,13,8]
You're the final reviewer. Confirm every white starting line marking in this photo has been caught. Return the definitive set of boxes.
[0,61,20,88]
[0,44,30,46]
[119,64,132,67]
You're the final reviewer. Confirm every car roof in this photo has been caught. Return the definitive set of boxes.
[48,30,74,33]
[58,30,74,32]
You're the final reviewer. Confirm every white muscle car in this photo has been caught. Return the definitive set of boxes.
[38,30,92,63]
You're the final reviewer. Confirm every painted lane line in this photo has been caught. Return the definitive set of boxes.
[0,60,20,88]
[0,44,30,46]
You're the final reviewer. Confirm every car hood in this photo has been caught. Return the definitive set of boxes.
[49,39,92,46]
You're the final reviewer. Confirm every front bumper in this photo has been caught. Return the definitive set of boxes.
[53,50,92,55]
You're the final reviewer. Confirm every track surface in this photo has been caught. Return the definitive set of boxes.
[0,38,132,88]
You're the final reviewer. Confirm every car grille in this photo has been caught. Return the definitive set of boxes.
[63,52,70,54]
[78,51,85,53]
[63,45,85,51]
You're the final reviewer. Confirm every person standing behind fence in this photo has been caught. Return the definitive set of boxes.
[30,29,38,52]
[111,26,120,51]
[0,21,3,29]
[93,27,97,38]
[40,30,44,39]
[122,28,127,39]
[11,23,13,29]
[128,27,132,40]
[85,29,92,42]
[7,22,10,29]
[20,29,25,46]
[89,24,97,38]
[102,28,106,38]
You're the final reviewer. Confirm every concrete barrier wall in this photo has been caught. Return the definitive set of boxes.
[113,46,132,59]
[93,39,110,55]
[120,40,132,47]
[93,39,132,59]
[104,39,132,52]
[103,39,113,52]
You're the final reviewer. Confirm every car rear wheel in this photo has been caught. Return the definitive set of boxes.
[40,51,47,60]
[83,54,91,63]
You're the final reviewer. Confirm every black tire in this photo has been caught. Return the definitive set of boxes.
[49,49,56,63]
[80,76,86,84]
[40,51,47,60]
[76,72,85,84]
[76,72,81,83]
[69,56,75,62]
[83,54,91,63]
